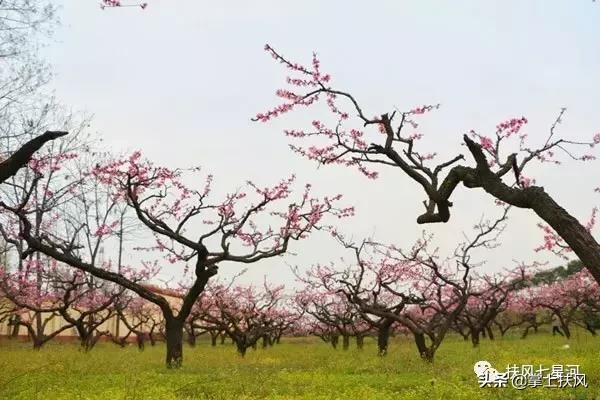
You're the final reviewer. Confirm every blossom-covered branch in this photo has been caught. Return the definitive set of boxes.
[256,45,600,284]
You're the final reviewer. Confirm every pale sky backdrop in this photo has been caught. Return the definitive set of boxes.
[41,0,600,288]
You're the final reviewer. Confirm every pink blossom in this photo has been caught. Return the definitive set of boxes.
[496,116,528,138]
[518,175,534,188]
[479,136,494,151]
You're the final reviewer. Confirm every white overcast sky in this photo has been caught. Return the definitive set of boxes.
[41,0,600,288]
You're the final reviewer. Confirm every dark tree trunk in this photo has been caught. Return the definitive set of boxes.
[237,343,247,357]
[330,335,339,349]
[530,191,600,285]
[342,334,350,350]
[187,331,196,347]
[262,335,269,348]
[136,333,145,351]
[220,332,226,345]
[275,335,281,344]
[74,319,103,352]
[355,334,364,350]
[80,332,94,351]
[80,333,92,351]
[377,321,392,356]
[454,136,600,284]
[235,336,249,357]
[35,314,43,343]
[429,136,600,285]
[86,331,104,351]
[210,331,218,347]
[498,326,508,337]
[486,326,495,340]
[562,323,571,339]
[471,329,480,347]
[165,318,184,368]
[413,332,434,362]
[585,322,597,336]
[10,317,20,338]
[32,338,43,350]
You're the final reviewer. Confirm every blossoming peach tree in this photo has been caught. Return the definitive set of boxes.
[515,269,600,338]
[3,150,353,367]
[294,281,369,352]
[296,207,515,362]
[198,279,288,356]
[255,45,600,285]
[0,259,128,350]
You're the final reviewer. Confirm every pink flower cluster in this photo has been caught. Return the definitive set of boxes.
[496,116,528,138]
[534,224,571,258]
[29,152,78,174]
[408,104,441,115]
[247,175,295,201]
[479,135,494,151]
[518,175,535,188]
[93,221,119,237]
[259,46,417,180]
[92,151,186,203]
[254,45,330,123]
[585,207,598,233]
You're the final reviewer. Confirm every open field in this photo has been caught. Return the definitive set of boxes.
[0,332,598,400]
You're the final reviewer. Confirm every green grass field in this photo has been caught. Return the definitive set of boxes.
[0,331,598,400]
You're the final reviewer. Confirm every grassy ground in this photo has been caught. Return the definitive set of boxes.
[0,330,598,400]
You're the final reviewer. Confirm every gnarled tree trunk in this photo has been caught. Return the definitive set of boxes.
[471,329,480,347]
[165,318,184,368]
[355,334,364,350]
[485,326,494,340]
[413,332,434,362]
[330,334,339,349]
[342,334,350,350]
[459,136,600,285]
[377,320,393,356]
[210,331,218,347]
